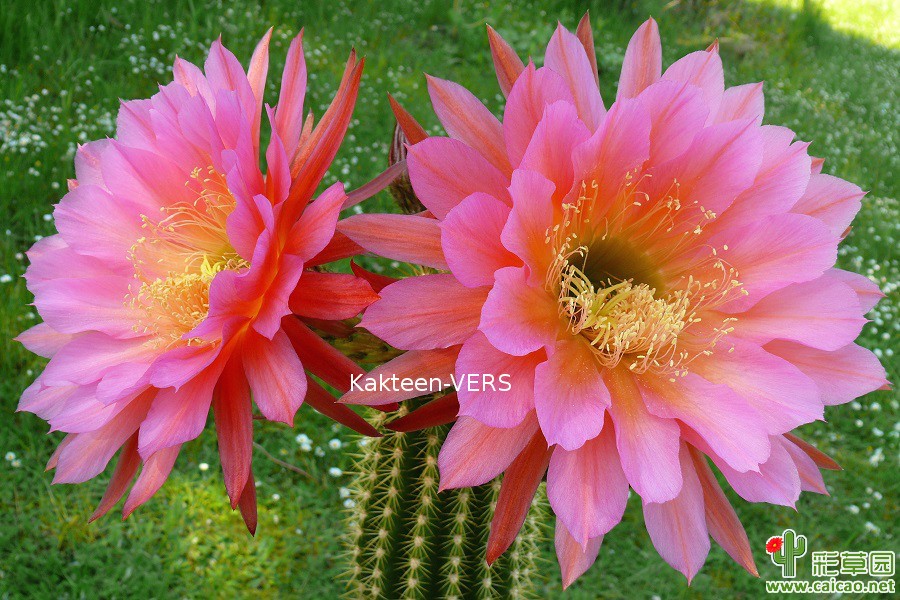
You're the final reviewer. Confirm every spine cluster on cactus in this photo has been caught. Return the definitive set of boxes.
[344,406,544,599]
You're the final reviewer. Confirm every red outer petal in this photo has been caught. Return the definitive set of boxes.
[90,433,140,522]
[307,232,366,267]
[213,358,253,508]
[290,271,379,320]
[783,432,842,471]
[282,317,365,393]
[576,12,600,87]
[386,393,460,432]
[486,24,525,96]
[486,431,552,565]
[238,468,258,535]
[304,378,380,437]
[689,445,759,577]
[350,261,398,293]
[388,93,428,144]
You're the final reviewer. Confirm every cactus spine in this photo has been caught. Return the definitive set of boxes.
[344,405,543,599]
[768,529,808,578]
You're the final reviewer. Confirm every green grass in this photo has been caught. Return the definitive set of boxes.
[0,0,897,597]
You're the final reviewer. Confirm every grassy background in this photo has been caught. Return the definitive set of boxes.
[0,0,897,597]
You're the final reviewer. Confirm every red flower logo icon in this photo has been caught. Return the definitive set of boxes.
[766,536,784,554]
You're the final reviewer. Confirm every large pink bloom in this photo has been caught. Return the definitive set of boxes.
[17,30,381,531]
[340,16,888,584]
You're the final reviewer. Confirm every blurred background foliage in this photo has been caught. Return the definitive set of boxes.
[0,0,896,597]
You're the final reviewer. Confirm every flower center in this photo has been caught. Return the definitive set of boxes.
[546,181,743,377]
[127,167,247,347]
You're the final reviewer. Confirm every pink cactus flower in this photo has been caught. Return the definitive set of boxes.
[339,15,887,585]
[17,30,382,532]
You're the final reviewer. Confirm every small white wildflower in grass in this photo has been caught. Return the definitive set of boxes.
[848,504,860,514]
[273,515,279,524]
[295,528,303,535]
[328,467,343,478]
[314,446,325,457]
[870,402,881,411]
[339,487,350,499]
[14,253,23,260]
[0,274,12,283]
[868,447,884,466]
[873,491,883,500]
[4,452,15,462]
[295,433,311,445]
[300,443,312,453]
[864,522,881,535]
[271,493,280,501]
[873,427,884,437]
[343,498,356,509]
[42,213,52,222]
[11,459,21,468]
[358,438,370,448]
[855,419,864,427]
[328,438,342,450]
[198,462,209,472]
[851,401,862,410]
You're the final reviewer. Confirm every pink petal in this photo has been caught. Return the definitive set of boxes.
[640,373,770,473]
[338,213,448,270]
[708,213,837,308]
[783,438,828,495]
[662,49,724,117]
[792,173,865,237]
[636,80,710,165]
[701,434,800,507]
[572,95,651,204]
[90,434,141,521]
[427,75,510,174]
[520,100,591,202]
[765,340,887,406]
[246,29,272,149]
[714,82,764,125]
[41,334,153,387]
[340,347,459,407]
[691,338,822,435]
[437,413,539,489]
[828,268,884,313]
[53,392,152,484]
[441,193,518,287]
[361,274,489,350]
[242,328,306,425]
[479,266,561,356]
[15,323,73,359]
[286,181,347,262]
[605,369,682,503]
[544,24,605,130]
[548,419,628,545]
[123,444,181,518]
[731,276,867,351]
[456,331,541,428]
[407,137,511,219]
[213,359,253,508]
[555,520,603,590]
[534,337,609,450]
[617,18,662,100]
[138,363,222,459]
[642,444,710,583]
[722,127,811,224]
[274,32,307,158]
[503,64,575,167]
[501,169,555,284]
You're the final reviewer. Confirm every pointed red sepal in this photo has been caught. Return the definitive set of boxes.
[350,261,398,293]
[307,231,366,267]
[299,317,356,338]
[283,317,365,392]
[213,359,253,509]
[485,431,552,565]
[90,434,141,522]
[343,160,407,210]
[238,469,258,536]
[386,393,459,432]
[387,93,428,144]
[689,446,759,577]
[305,378,381,437]
[486,24,525,96]
[784,432,842,471]
[706,39,720,53]
[576,11,600,87]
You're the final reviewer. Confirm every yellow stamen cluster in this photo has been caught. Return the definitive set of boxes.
[546,179,744,377]
[126,166,246,347]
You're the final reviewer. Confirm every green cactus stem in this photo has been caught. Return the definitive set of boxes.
[343,405,544,599]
